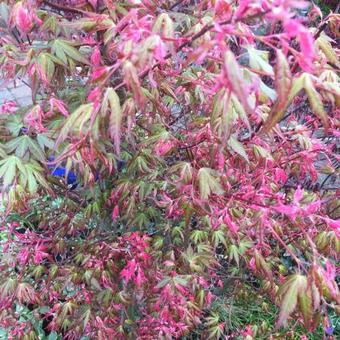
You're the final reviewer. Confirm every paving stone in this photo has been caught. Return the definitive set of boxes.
[17,96,33,107]
[10,85,32,99]
[0,90,15,104]
[0,89,13,100]
[6,80,26,89]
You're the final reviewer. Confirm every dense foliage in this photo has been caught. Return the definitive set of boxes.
[0,0,339,339]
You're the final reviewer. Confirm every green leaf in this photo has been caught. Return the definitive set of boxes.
[212,229,227,248]
[36,53,55,81]
[247,46,274,76]
[198,167,224,200]
[0,3,9,27]
[227,135,249,162]
[298,288,313,330]
[262,50,292,132]
[56,103,94,145]
[277,274,308,327]
[47,332,59,340]
[155,277,171,289]
[190,230,207,244]
[6,136,45,161]
[102,88,122,154]
[0,156,19,188]
[5,114,24,136]
[253,144,273,160]
[0,144,6,159]
[316,36,340,68]
[303,74,329,128]
[37,133,55,150]
[52,39,89,65]
[229,244,240,266]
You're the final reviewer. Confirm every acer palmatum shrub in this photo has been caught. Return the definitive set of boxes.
[0,0,339,339]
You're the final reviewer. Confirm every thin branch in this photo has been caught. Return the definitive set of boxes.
[42,0,85,15]
[169,0,186,10]
[178,138,207,150]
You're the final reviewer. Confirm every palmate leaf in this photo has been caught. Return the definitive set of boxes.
[247,46,274,76]
[123,61,144,106]
[262,50,292,132]
[212,229,227,248]
[277,274,308,328]
[263,72,329,132]
[198,167,224,200]
[253,144,273,160]
[0,156,50,193]
[36,53,55,81]
[64,17,113,33]
[190,230,208,244]
[227,135,249,162]
[303,74,329,129]
[229,244,240,266]
[298,287,314,330]
[212,90,250,142]
[0,278,17,300]
[153,13,174,39]
[316,35,340,68]
[170,161,193,183]
[37,133,55,151]
[56,103,94,145]
[254,250,272,280]
[102,88,122,154]
[21,162,51,193]
[5,114,24,137]
[5,135,45,161]
[52,39,89,66]
[224,51,253,117]
[0,155,21,188]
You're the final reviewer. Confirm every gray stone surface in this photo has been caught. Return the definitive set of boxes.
[0,79,32,107]
[0,89,15,101]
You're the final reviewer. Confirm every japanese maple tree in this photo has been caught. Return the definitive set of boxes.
[0,0,339,339]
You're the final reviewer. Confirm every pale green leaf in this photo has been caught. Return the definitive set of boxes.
[227,135,249,162]
[277,274,308,327]
[198,167,224,200]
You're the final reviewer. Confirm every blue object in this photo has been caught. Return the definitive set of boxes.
[47,156,124,188]
[47,156,78,188]
[50,166,78,185]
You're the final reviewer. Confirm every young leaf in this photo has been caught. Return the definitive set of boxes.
[277,274,308,328]
[198,167,224,200]
[303,74,329,128]
[224,51,253,116]
[316,36,340,68]
[56,103,94,145]
[227,135,249,162]
[102,88,122,154]
[52,39,89,66]
[298,287,314,330]
[262,50,292,132]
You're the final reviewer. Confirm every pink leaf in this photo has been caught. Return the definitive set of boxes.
[16,4,33,33]
[91,46,102,67]
[121,259,137,284]
[293,186,303,204]
[88,0,98,9]
[112,205,119,221]
[223,211,239,233]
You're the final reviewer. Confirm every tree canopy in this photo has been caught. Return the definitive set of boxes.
[0,1,339,339]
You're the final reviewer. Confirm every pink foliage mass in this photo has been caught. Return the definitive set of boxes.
[0,0,339,339]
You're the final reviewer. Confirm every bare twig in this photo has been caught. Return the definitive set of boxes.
[42,0,84,15]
